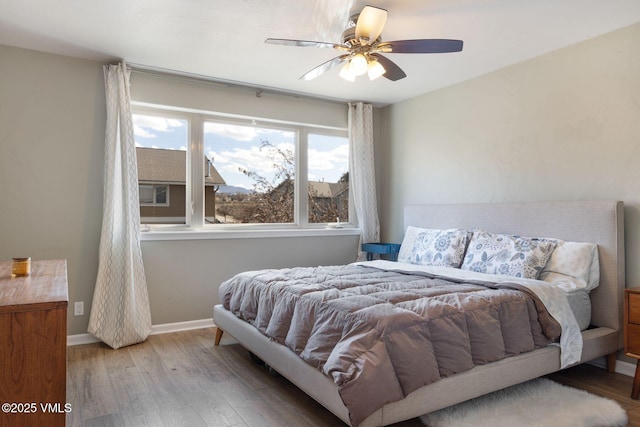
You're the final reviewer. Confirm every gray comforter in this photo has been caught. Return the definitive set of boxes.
[219,264,561,426]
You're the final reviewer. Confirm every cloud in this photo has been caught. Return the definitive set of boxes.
[308,144,349,171]
[204,122,296,143]
[134,125,157,138]
[209,142,295,177]
[133,115,186,138]
[209,140,349,185]
[204,122,259,142]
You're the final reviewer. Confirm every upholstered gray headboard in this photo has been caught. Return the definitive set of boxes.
[404,200,625,334]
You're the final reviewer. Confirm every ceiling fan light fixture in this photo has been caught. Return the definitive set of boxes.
[367,59,386,81]
[265,5,463,82]
[350,53,368,76]
[355,6,388,44]
[339,62,356,81]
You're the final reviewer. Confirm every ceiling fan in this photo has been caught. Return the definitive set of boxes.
[265,5,463,82]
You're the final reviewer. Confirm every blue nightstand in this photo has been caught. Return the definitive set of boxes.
[361,243,401,261]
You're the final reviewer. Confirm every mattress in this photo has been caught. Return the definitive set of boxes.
[219,261,579,425]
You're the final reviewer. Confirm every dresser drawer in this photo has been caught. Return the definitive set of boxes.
[627,322,640,358]
[629,292,640,325]
[0,260,68,427]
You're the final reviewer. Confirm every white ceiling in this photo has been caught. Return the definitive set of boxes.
[2,0,640,106]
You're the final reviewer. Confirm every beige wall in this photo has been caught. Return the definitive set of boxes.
[141,236,357,325]
[0,44,357,335]
[130,70,349,128]
[5,21,639,336]
[379,22,640,286]
[0,45,105,335]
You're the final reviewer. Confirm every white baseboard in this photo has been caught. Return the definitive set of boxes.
[588,356,635,377]
[151,318,214,335]
[67,318,215,346]
[616,359,636,377]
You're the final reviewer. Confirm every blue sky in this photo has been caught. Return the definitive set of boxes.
[133,114,348,190]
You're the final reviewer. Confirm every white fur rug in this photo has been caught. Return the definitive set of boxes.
[420,378,627,427]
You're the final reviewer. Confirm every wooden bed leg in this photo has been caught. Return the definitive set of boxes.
[215,327,224,346]
[606,352,617,373]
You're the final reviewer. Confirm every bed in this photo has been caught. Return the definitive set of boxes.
[213,200,624,426]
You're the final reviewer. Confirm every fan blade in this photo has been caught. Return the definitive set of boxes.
[265,38,340,49]
[355,6,387,44]
[380,39,463,54]
[371,54,406,81]
[300,55,349,81]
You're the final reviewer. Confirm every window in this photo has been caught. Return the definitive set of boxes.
[308,133,349,224]
[205,120,296,224]
[133,113,188,225]
[139,184,169,206]
[132,106,350,230]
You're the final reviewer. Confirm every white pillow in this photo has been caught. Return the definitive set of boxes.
[538,239,599,292]
[397,227,470,268]
[460,230,557,279]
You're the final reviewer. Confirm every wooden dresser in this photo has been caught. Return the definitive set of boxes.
[0,260,68,427]
[625,288,640,399]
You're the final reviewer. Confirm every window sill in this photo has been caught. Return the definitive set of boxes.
[139,226,361,241]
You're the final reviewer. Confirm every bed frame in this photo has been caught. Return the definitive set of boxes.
[213,200,625,426]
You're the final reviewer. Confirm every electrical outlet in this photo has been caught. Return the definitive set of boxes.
[74,301,84,316]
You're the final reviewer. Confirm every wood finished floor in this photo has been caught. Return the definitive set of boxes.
[67,327,640,426]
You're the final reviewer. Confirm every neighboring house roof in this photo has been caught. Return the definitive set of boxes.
[309,181,348,198]
[136,147,226,186]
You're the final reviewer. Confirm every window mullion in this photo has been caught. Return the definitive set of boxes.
[298,128,308,227]
[188,114,205,228]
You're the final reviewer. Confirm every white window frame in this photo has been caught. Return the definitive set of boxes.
[133,103,357,240]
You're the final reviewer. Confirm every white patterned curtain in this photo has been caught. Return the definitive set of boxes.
[88,62,152,349]
[349,102,380,260]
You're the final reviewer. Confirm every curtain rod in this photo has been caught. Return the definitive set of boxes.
[126,63,349,107]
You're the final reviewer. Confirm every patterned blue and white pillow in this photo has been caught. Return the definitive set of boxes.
[460,230,557,279]
[398,227,470,268]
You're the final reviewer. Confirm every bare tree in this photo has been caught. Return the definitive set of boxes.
[219,139,349,224]
[238,140,295,223]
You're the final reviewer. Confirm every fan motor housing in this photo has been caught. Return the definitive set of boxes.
[342,27,356,44]
[342,27,381,46]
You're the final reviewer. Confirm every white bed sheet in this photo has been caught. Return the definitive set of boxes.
[565,290,591,330]
[355,260,582,368]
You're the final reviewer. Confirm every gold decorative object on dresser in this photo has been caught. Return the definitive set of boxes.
[0,259,68,427]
